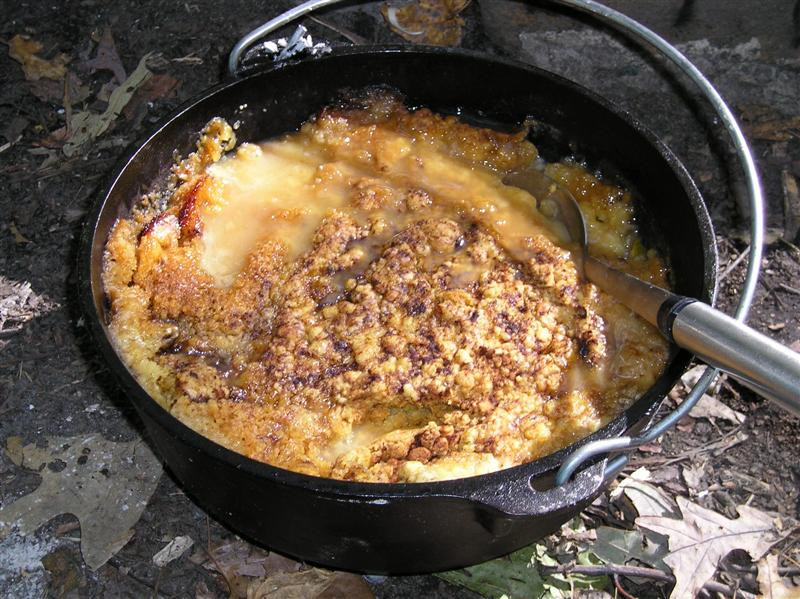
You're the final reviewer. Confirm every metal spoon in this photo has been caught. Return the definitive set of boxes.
[504,169,800,415]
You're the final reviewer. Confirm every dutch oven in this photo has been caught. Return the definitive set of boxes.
[79,46,718,573]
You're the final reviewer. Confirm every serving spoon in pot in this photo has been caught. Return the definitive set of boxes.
[504,169,800,414]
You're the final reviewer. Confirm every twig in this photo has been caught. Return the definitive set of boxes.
[718,245,750,282]
[777,283,800,296]
[613,573,636,599]
[540,563,756,598]
[540,563,673,583]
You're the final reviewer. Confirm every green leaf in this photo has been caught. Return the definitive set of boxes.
[592,526,669,571]
[436,545,545,599]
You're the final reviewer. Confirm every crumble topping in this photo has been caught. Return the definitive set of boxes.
[103,91,670,482]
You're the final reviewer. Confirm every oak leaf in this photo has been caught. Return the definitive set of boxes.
[637,496,785,598]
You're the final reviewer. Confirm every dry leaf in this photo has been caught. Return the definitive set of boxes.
[122,73,181,121]
[9,222,31,244]
[199,540,302,598]
[689,394,745,424]
[8,35,70,81]
[746,117,800,142]
[153,535,194,568]
[381,0,471,46]
[637,496,785,598]
[246,569,373,599]
[5,436,24,466]
[612,469,680,519]
[0,434,162,570]
[757,554,798,598]
[83,28,126,83]
[63,53,152,157]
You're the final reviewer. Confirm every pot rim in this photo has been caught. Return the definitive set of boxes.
[78,44,717,500]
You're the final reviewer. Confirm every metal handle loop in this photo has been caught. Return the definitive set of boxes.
[227,0,764,488]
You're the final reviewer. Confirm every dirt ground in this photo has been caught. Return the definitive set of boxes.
[1,1,799,598]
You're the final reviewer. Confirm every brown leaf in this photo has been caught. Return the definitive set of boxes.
[688,394,745,424]
[381,0,471,46]
[5,435,24,466]
[637,496,785,598]
[10,222,31,244]
[83,28,126,83]
[746,116,800,142]
[122,73,181,121]
[201,540,302,598]
[41,547,86,596]
[757,554,798,598]
[245,569,373,599]
[316,572,374,599]
[8,34,70,81]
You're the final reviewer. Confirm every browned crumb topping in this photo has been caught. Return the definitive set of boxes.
[103,91,670,483]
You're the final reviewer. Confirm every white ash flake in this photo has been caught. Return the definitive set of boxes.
[0,531,59,597]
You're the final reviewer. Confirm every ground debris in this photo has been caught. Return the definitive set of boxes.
[0,434,162,570]
[152,535,193,568]
[0,275,59,344]
[381,0,471,46]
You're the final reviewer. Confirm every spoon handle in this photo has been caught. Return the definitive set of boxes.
[585,257,800,414]
[670,301,800,415]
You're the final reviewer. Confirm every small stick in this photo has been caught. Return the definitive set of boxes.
[718,245,750,282]
[777,283,800,295]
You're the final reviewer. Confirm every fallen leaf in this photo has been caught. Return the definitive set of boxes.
[315,572,374,598]
[83,28,126,83]
[436,544,545,598]
[637,496,785,598]
[8,35,70,81]
[613,470,680,519]
[782,171,800,243]
[63,53,152,157]
[153,535,194,568]
[5,436,24,466]
[381,0,471,46]
[246,569,373,599]
[199,540,301,597]
[592,526,669,571]
[0,276,58,339]
[757,554,798,598]
[9,222,31,244]
[122,73,181,121]
[0,434,162,570]
[746,117,800,142]
[689,394,745,424]
[679,364,707,389]
[41,547,85,596]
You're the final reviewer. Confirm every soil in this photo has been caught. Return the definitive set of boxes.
[1,1,798,597]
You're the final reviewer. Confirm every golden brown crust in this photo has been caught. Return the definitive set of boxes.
[102,94,670,483]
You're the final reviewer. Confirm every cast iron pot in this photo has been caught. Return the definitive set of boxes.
[79,46,717,573]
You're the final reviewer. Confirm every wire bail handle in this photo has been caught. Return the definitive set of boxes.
[228,0,765,488]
